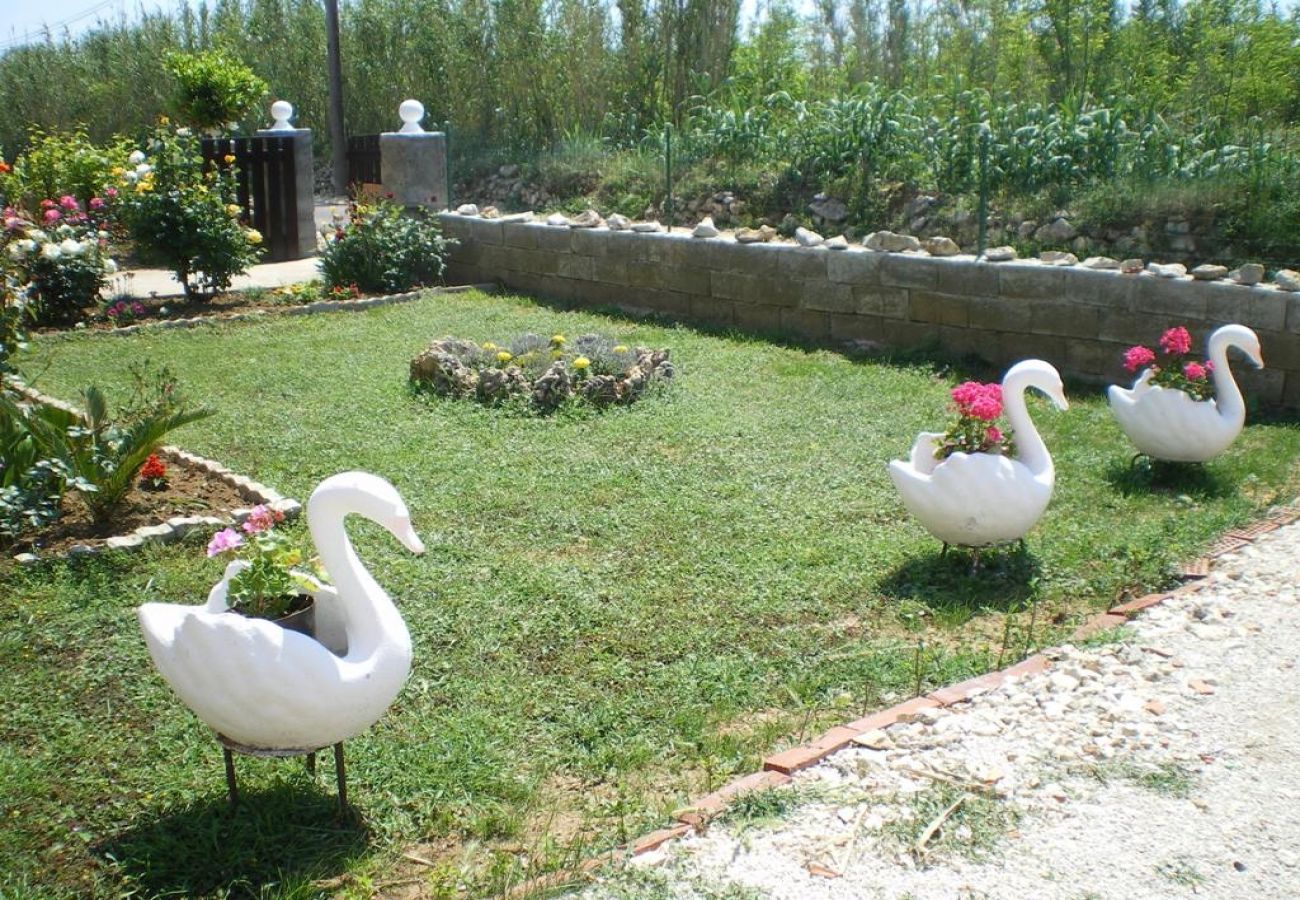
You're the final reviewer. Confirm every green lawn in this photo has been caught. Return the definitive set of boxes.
[3,289,1297,897]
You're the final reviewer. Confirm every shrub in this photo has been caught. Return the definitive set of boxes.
[0,127,130,214]
[0,391,85,545]
[319,199,453,294]
[3,197,116,326]
[114,124,262,299]
[165,51,267,134]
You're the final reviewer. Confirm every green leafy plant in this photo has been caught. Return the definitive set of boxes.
[0,391,88,544]
[33,365,212,524]
[0,127,130,214]
[319,198,453,294]
[114,124,262,299]
[165,51,267,134]
[205,505,319,620]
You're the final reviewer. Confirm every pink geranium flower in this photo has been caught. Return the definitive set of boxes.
[241,504,284,534]
[986,426,1003,443]
[206,527,244,557]
[1123,345,1156,373]
[1183,362,1208,381]
[969,394,1002,421]
[1159,326,1192,356]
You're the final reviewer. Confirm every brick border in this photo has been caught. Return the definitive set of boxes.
[4,382,301,566]
[506,499,1300,896]
[30,283,499,342]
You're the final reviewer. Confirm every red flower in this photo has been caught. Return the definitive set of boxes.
[1123,345,1156,373]
[1159,326,1192,356]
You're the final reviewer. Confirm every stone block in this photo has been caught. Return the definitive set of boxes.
[853,286,909,319]
[710,271,799,308]
[1286,294,1300,334]
[689,294,735,329]
[506,247,559,276]
[801,282,856,313]
[831,313,886,342]
[1066,339,1119,378]
[570,227,612,258]
[826,250,882,286]
[909,290,970,327]
[877,319,939,348]
[1097,309,1173,345]
[780,307,831,340]
[1237,367,1285,407]
[1029,301,1100,339]
[593,257,628,286]
[775,247,830,280]
[935,258,999,297]
[878,254,940,290]
[936,325,990,360]
[734,303,784,335]
[661,265,712,296]
[1283,371,1300,411]
[556,255,594,281]
[534,226,574,254]
[503,223,540,249]
[967,296,1025,333]
[1131,276,1208,318]
[998,262,1065,299]
[1059,267,1133,309]
[380,131,447,208]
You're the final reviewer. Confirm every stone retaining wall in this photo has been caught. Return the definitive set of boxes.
[438,215,1300,412]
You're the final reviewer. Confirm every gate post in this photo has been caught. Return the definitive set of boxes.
[379,100,448,211]
[257,101,316,258]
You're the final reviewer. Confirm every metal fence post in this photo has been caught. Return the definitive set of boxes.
[977,125,990,257]
[665,123,674,232]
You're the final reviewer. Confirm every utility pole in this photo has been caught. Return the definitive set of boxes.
[325,0,347,195]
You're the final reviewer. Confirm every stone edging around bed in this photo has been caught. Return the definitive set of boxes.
[502,500,1300,897]
[5,380,301,566]
[29,283,500,341]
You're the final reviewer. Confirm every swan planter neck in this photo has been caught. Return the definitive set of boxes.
[889,360,1069,549]
[138,471,424,804]
[1107,324,1264,464]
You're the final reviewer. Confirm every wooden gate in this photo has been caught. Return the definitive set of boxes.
[201,136,302,263]
[346,135,381,187]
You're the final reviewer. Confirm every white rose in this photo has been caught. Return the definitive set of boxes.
[19,239,36,253]
[135,163,152,175]
[8,243,25,260]
[123,171,138,184]
[60,238,82,256]
[41,243,62,260]
[29,230,48,242]
[128,150,145,165]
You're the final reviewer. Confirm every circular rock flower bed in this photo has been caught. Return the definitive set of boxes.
[410,333,673,409]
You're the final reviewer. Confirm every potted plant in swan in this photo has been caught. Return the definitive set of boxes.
[1107,324,1264,463]
[888,360,1069,550]
[205,505,322,637]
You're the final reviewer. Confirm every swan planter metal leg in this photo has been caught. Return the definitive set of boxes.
[888,360,1069,550]
[1107,324,1264,464]
[137,472,424,809]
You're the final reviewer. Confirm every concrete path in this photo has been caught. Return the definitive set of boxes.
[109,256,323,299]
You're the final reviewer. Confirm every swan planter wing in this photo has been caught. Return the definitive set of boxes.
[1108,324,1264,463]
[137,471,424,752]
[889,360,1069,548]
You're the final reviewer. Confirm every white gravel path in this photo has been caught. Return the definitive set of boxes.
[586,521,1300,899]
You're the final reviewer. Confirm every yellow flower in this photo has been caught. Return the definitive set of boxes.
[133,181,151,193]
[246,228,263,245]
[226,203,241,216]
[496,351,513,363]
[551,349,564,359]
[224,154,236,164]
[111,166,124,177]
[158,115,170,125]
[482,341,498,351]
[613,345,628,353]
[573,356,590,370]
[551,334,566,345]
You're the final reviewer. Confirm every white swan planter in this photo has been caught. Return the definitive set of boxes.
[889,360,1069,548]
[1107,324,1264,463]
[137,471,424,752]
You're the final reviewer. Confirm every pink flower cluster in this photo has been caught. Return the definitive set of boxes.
[1159,326,1192,356]
[1183,361,1208,381]
[242,504,284,534]
[1123,344,1157,373]
[206,527,243,557]
[951,381,1003,422]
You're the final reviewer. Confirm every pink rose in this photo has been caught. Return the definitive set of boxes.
[104,187,118,198]
[1159,326,1192,356]
[59,195,79,211]
[43,209,61,223]
[89,197,105,210]
[1123,345,1156,373]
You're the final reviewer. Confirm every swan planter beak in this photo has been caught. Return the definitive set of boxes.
[137,471,425,753]
[888,360,1069,548]
[1107,324,1264,463]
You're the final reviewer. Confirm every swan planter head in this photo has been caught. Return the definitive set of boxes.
[137,471,425,752]
[888,360,1069,548]
[1107,324,1264,463]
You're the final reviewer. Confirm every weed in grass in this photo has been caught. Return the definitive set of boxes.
[1156,856,1206,888]
[1088,760,1196,799]
[880,783,1019,864]
[717,785,805,829]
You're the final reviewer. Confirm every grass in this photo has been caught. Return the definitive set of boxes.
[2,288,1297,896]
[1088,759,1197,799]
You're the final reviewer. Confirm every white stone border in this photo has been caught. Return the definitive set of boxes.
[5,380,301,566]
[30,283,499,341]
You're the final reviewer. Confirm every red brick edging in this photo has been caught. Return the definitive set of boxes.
[504,501,1300,896]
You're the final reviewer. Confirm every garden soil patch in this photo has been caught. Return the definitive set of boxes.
[9,459,247,556]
